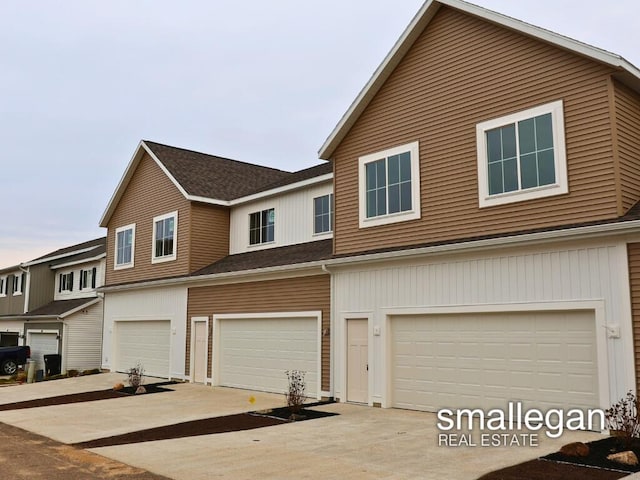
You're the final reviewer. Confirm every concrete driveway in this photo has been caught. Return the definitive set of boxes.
[0,374,609,479]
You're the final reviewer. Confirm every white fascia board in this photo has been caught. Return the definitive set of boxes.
[229,173,333,206]
[59,298,101,319]
[22,246,102,267]
[318,0,640,160]
[326,220,640,268]
[141,142,194,202]
[48,254,106,271]
[98,262,328,293]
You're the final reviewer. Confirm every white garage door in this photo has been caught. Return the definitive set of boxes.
[28,332,59,371]
[219,317,318,397]
[392,311,599,412]
[115,321,170,378]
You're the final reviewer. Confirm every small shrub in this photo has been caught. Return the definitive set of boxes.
[127,363,145,389]
[285,370,306,417]
[605,390,640,445]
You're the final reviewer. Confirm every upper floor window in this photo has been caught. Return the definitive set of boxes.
[79,267,97,290]
[59,272,73,293]
[13,273,23,296]
[314,194,334,234]
[0,276,6,297]
[249,208,275,245]
[152,211,178,263]
[115,224,135,270]
[358,141,421,228]
[476,100,568,208]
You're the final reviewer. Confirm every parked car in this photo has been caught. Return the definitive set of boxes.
[0,345,30,375]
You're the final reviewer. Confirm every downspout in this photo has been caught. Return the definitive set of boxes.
[19,264,30,314]
[321,263,335,399]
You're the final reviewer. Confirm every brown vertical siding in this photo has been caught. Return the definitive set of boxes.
[627,243,640,395]
[27,263,55,312]
[105,154,192,285]
[189,203,230,272]
[333,7,618,255]
[614,81,640,212]
[187,274,331,392]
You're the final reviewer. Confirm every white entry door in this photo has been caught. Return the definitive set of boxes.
[347,319,368,403]
[193,321,207,383]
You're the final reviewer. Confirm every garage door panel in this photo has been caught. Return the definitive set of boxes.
[219,317,318,397]
[115,321,170,378]
[391,311,599,412]
[28,332,59,370]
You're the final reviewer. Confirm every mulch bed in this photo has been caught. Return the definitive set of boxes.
[74,404,338,449]
[543,437,640,473]
[479,436,640,480]
[0,382,176,411]
[477,458,628,480]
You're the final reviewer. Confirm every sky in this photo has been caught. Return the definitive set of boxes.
[0,0,638,268]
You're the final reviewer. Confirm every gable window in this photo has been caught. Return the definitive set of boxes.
[59,272,74,293]
[79,267,97,290]
[115,224,135,269]
[0,276,6,297]
[314,194,334,234]
[13,274,23,296]
[358,141,421,228]
[152,211,178,263]
[476,100,568,208]
[249,208,275,245]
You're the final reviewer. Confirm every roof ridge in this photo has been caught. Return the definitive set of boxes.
[143,140,293,175]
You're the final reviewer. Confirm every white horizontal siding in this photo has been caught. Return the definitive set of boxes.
[102,286,187,379]
[54,259,105,301]
[229,182,333,254]
[332,238,633,408]
[64,300,103,372]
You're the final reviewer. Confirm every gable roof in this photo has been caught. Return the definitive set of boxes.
[23,237,106,267]
[318,0,640,160]
[100,141,332,227]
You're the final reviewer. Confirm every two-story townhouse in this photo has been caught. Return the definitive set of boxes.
[11,237,107,373]
[99,141,332,397]
[318,0,640,414]
[0,265,28,346]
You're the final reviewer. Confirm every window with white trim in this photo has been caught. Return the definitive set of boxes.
[476,100,568,208]
[358,141,421,228]
[79,267,97,290]
[59,272,74,293]
[249,208,275,245]
[152,211,177,263]
[0,276,6,297]
[313,194,334,234]
[115,224,135,269]
[12,273,23,296]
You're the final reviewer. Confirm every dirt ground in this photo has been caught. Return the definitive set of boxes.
[0,422,170,480]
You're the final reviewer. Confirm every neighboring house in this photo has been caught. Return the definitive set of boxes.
[0,238,106,373]
[317,0,640,413]
[99,141,332,398]
[0,265,27,346]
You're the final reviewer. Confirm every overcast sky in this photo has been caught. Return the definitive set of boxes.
[1,1,638,267]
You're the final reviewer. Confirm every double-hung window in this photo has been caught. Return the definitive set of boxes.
[249,208,275,245]
[152,212,178,263]
[358,141,421,228]
[476,100,568,208]
[0,276,6,297]
[79,267,97,290]
[59,272,73,293]
[314,194,333,235]
[13,273,23,296]
[115,224,135,269]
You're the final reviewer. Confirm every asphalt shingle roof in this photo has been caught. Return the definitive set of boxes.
[28,237,106,264]
[22,298,99,317]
